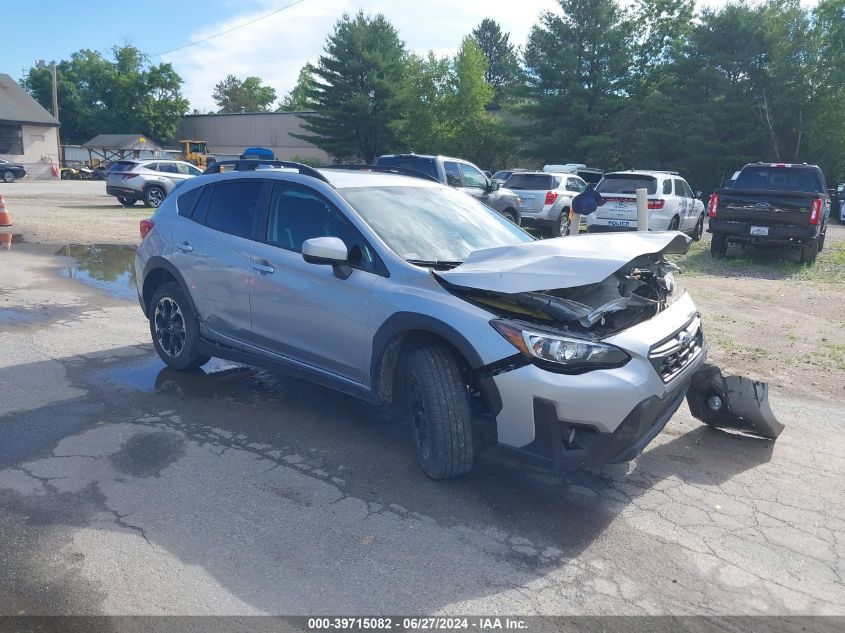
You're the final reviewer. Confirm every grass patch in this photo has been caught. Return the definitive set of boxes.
[671,236,845,284]
[806,344,845,371]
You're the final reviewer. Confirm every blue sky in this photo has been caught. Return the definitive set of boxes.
[4,0,789,112]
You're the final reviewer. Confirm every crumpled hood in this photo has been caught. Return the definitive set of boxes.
[434,232,691,293]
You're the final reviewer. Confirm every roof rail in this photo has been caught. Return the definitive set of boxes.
[320,164,440,183]
[204,159,331,184]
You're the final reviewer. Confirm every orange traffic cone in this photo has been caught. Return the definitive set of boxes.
[0,233,11,250]
[0,195,11,227]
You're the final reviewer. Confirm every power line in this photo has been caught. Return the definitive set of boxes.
[152,0,310,58]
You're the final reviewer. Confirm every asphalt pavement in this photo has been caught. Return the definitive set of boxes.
[0,238,843,616]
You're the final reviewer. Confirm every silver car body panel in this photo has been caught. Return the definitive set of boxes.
[493,291,704,447]
[434,231,690,294]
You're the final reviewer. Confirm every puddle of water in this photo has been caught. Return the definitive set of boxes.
[55,244,137,300]
[93,355,289,405]
[0,306,50,325]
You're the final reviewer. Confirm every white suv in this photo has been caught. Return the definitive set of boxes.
[106,159,203,208]
[586,171,706,239]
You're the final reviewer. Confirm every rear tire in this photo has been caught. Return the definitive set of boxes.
[800,239,818,265]
[817,225,826,252]
[406,346,473,480]
[144,185,166,208]
[555,208,572,237]
[668,216,680,231]
[710,232,728,258]
[2,171,16,183]
[149,282,210,371]
[502,209,519,225]
[117,196,136,207]
[692,214,704,241]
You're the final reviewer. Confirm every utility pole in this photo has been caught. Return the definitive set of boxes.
[51,62,61,165]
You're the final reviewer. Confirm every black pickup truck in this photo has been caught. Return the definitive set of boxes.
[707,163,830,264]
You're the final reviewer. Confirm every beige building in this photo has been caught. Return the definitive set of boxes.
[177,111,330,163]
[0,73,60,179]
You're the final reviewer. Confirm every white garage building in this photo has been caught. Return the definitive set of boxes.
[0,73,60,179]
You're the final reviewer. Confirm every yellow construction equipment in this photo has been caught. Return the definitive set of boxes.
[178,140,212,168]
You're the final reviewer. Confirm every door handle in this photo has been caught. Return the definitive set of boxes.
[251,259,274,274]
[176,241,193,253]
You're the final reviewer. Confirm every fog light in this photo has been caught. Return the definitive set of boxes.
[707,395,723,412]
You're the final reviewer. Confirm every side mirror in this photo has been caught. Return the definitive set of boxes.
[302,237,352,279]
[696,190,703,199]
[487,180,500,192]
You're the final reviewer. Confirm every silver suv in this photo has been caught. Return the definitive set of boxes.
[135,165,710,479]
[107,159,202,208]
[503,171,588,236]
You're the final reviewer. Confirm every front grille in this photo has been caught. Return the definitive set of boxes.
[649,316,704,383]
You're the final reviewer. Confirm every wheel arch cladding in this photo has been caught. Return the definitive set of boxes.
[142,258,194,317]
[370,313,501,415]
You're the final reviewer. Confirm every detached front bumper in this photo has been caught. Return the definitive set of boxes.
[491,292,707,470]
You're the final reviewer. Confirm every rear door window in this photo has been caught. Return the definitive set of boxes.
[157,163,179,174]
[597,175,657,195]
[503,174,552,190]
[177,186,204,218]
[674,179,688,197]
[444,161,462,187]
[201,180,264,239]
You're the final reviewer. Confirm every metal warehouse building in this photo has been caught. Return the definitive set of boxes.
[176,111,330,163]
[0,73,60,179]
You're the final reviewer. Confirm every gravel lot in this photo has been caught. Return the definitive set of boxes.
[0,180,843,616]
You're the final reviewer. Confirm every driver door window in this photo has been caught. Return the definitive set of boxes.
[265,183,378,272]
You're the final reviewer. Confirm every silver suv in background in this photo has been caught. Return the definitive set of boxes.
[503,171,588,236]
[374,154,523,224]
[135,164,716,480]
[106,159,202,208]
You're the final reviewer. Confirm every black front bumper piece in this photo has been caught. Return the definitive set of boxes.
[510,383,689,470]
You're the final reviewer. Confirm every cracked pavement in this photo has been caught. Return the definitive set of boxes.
[0,226,843,615]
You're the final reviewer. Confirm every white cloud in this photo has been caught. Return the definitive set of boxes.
[168,0,818,112]
[166,0,560,111]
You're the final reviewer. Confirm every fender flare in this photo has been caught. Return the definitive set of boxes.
[141,256,198,318]
[370,312,502,415]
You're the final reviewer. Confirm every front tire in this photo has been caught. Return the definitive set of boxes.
[149,282,210,371]
[144,186,166,208]
[2,171,16,183]
[406,346,473,480]
[710,232,728,258]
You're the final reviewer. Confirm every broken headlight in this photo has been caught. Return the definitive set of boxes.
[491,320,630,373]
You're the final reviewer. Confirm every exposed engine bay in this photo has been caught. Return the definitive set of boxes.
[439,253,681,338]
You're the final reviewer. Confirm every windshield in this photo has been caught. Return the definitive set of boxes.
[597,175,657,195]
[339,185,534,262]
[734,167,824,193]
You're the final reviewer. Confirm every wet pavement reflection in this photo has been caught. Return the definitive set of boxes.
[55,244,137,300]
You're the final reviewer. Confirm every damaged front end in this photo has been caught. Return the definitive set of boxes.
[686,364,784,440]
[438,252,683,340]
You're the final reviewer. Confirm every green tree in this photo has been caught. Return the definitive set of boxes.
[23,45,188,145]
[277,64,317,111]
[212,74,277,113]
[296,11,406,163]
[522,0,632,166]
[470,18,522,106]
